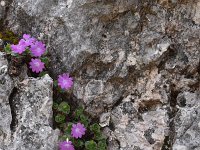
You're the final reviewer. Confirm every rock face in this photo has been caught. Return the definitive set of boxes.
[0,52,59,150]
[0,1,6,20]
[1,0,200,150]
[173,92,200,150]
[0,52,13,148]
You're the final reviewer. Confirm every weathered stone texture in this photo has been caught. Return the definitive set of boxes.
[0,0,200,149]
[0,52,13,149]
[0,52,59,150]
[7,74,59,150]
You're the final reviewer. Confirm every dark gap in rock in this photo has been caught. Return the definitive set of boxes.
[111,96,124,110]
[178,96,186,107]
[9,87,18,132]
[161,136,171,150]
[169,85,179,107]
[158,44,178,73]
[163,84,167,88]
[102,34,107,38]
[198,60,200,75]
[138,99,162,114]
[188,81,199,92]
[115,139,121,148]
[137,113,144,122]
[8,56,27,77]
[108,120,115,132]
[162,86,179,150]
[144,128,155,145]
[138,104,148,114]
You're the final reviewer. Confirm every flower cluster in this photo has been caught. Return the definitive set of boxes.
[10,34,46,73]
[58,73,73,90]
[7,33,106,150]
[29,58,45,73]
[59,140,75,150]
[57,73,86,149]
[71,123,86,139]
[60,123,86,150]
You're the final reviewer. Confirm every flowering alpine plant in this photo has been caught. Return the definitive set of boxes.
[23,34,36,46]
[10,33,45,57]
[4,33,107,149]
[30,41,46,57]
[59,140,75,150]
[58,73,73,90]
[10,39,27,54]
[29,58,45,73]
[71,123,86,139]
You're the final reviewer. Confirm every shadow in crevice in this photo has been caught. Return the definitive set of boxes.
[8,87,18,132]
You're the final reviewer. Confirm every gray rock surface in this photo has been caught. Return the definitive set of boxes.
[173,92,200,150]
[0,52,59,150]
[0,52,13,149]
[0,0,200,150]
[0,0,6,20]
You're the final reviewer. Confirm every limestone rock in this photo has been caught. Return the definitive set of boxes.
[0,52,13,149]
[6,74,60,150]
[1,0,200,149]
[111,103,168,150]
[193,2,200,25]
[0,52,59,150]
[173,92,200,150]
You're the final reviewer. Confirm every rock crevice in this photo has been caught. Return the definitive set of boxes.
[0,52,59,150]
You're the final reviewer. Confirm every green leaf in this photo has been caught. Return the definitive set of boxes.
[98,140,107,150]
[75,106,84,119]
[55,114,65,123]
[64,122,73,135]
[53,102,59,110]
[80,114,89,127]
[74,139,84,147]
[59,123,67,129]
[43,50,48,56]
[4,44,12,54]
[90,123,100,134]
[59,134,69,141]
[58,102,70,114]
[41,57,49,67]
[85,140,97,150]
[56,97,63,103]
[58,87,66,93]
[23,48,31,55]
[53,80,58,87]
[94,132,105,141]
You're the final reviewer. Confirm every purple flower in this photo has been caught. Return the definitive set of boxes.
[29,58,45,73]
[23,34,31,39]
[59,141,74,150]
[30,41,46,57]
[58,73,73,90]
[11,39,27,54]
[23,34,36,46]
[71,123,86,139]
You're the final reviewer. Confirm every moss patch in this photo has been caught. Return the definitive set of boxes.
[0,19,19,51]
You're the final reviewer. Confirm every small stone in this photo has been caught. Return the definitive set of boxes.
[99,112,110,127]
[193,2,200,25]
[0,1,5,7]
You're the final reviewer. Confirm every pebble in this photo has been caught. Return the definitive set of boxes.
[0,1,5,7]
